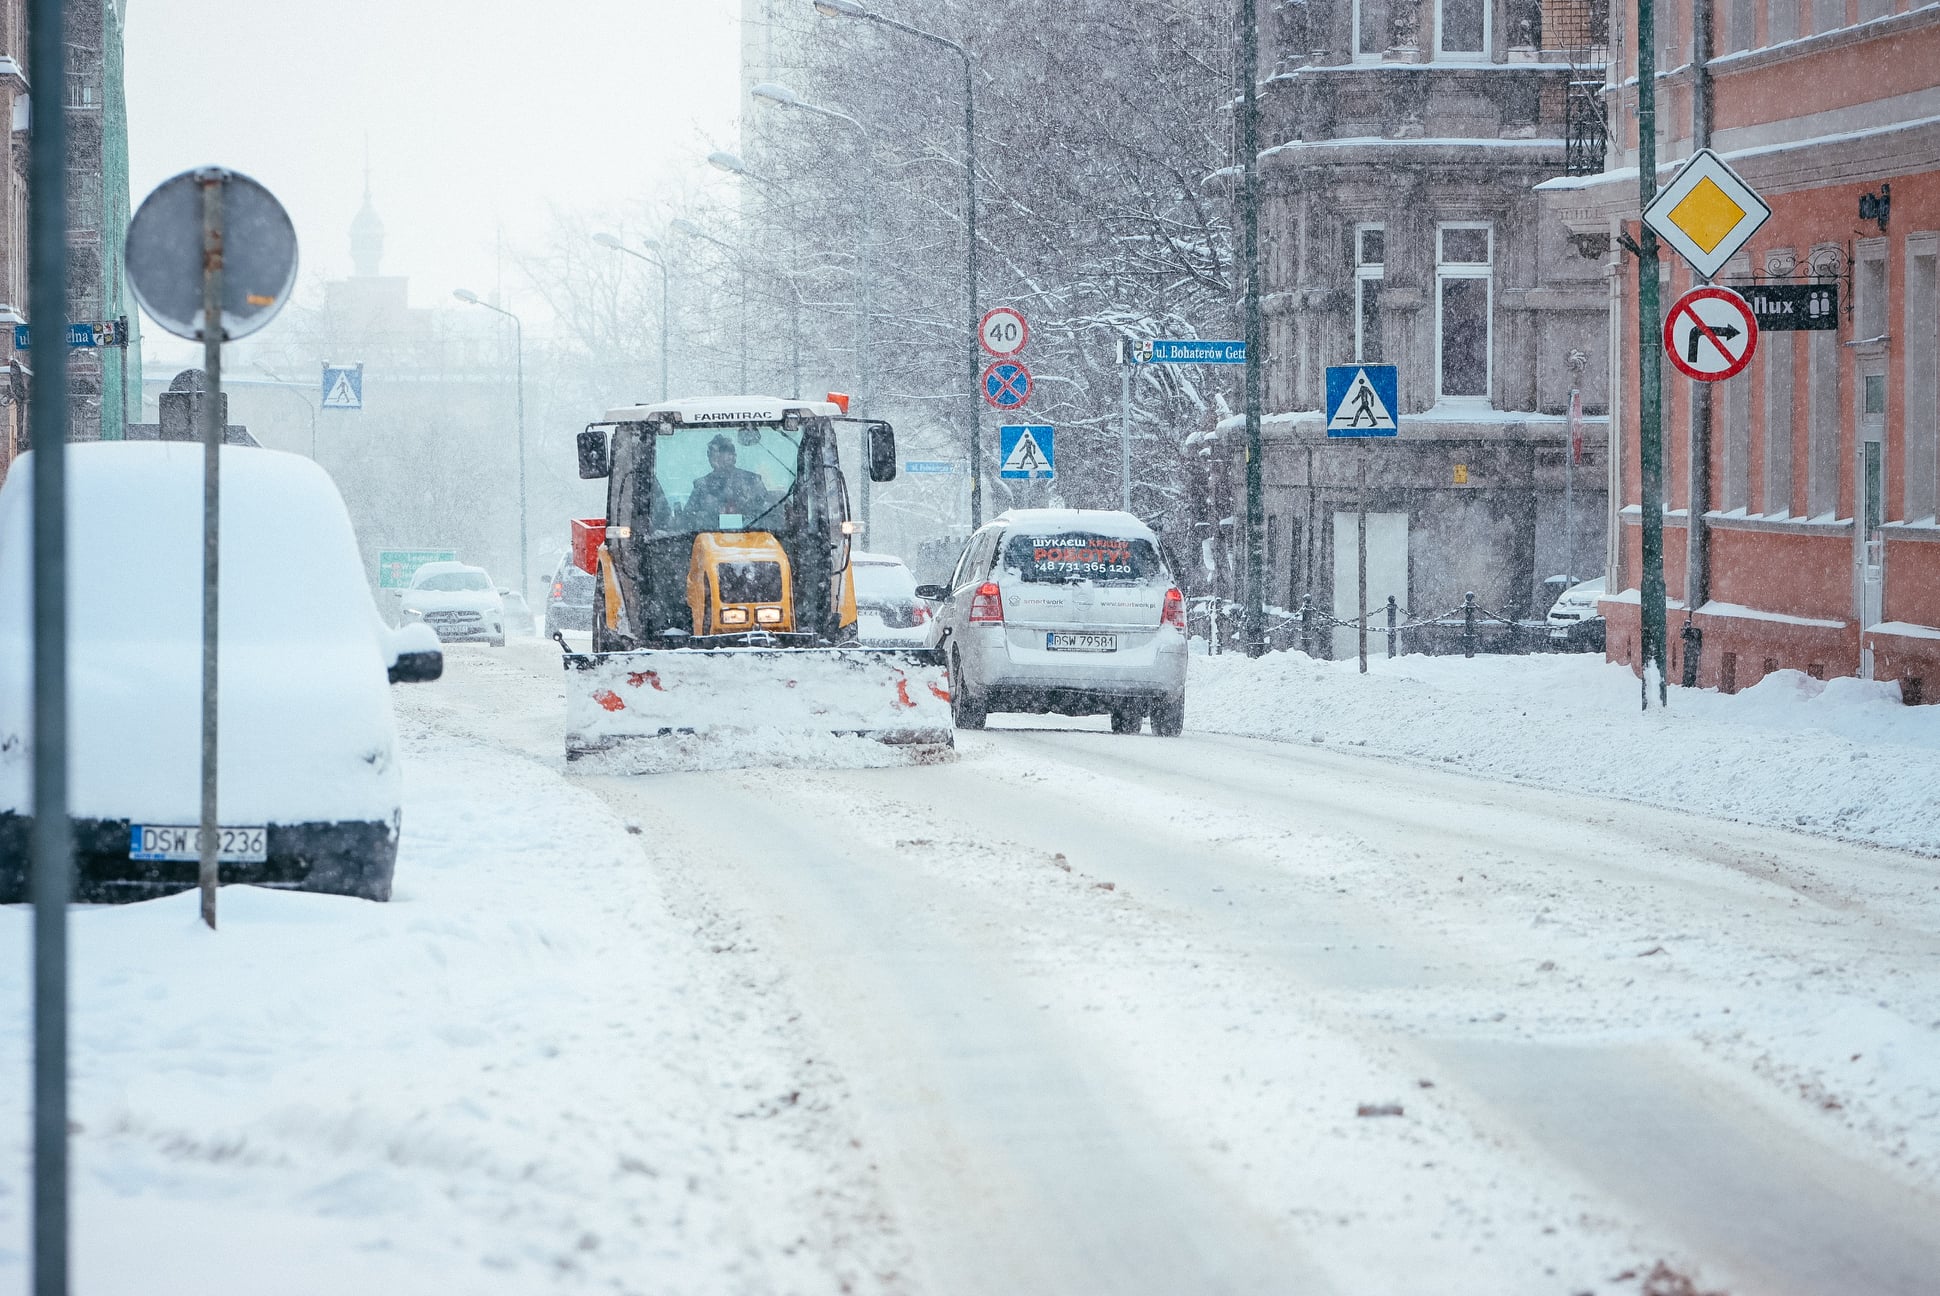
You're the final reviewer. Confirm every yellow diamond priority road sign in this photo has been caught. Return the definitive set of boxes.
[1642,148,1771,280]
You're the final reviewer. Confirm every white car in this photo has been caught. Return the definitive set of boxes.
[851,551,932,648]
[920,509,1188,735]
[401,561,506,646]
[1546,576,1607,651]
[0,442,442,903]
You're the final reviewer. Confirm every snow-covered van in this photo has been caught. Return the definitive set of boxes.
[0,443,442,902]
[920,508,1188,735]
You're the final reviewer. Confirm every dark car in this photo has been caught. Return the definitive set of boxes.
[545,554,598,635]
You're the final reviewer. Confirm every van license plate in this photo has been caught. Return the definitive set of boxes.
[1046,632,1116,652]
[129,825,268,863]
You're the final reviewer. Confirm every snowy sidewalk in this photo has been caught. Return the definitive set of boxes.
[1190,651,1940,856]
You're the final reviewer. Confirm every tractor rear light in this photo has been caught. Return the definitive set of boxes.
[969,581,1004,624]
[720,607,751,625]
[755,607,783,625]
[1161,587,1186,631]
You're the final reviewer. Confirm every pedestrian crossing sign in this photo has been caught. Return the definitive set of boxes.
[321,362,364,410]
[1325,364,1399,437]
[999,424,1055,479]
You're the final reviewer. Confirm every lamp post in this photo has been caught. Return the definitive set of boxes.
[812,0,981,526]
[593,231,670,400]
[705,151,802,396]
[452,288,528,601]
[671,218,750,393]
[749,83,878,535]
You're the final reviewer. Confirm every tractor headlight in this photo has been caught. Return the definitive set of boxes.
[720,607,751,625]
[755,607,783,625]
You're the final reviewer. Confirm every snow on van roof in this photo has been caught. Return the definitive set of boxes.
[601,396,843,424]
[992,508,1158,541]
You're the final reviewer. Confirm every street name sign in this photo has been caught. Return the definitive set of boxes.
[378,549,457,589]
[321,363,364,410]
[998,425,1055,480]
[13,321,126,348]
[978,306,1029,358]
[1663,285,1758,382]
[1325,364,1400,437]
[903,460,957,474]
[982,360,1032,410]
[1642,148,1771,280]
[1741,283,1838,331]
[1145,339,1246,364]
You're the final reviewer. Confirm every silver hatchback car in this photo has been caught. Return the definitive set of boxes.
[918,509,1187,735]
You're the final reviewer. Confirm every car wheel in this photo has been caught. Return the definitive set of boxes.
[1108,701,1144,735]
[1151,693,1185,737]
[490,634,506,648]
[950,651,987,731]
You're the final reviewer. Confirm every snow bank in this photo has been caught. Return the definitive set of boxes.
[1189,650,1940,855]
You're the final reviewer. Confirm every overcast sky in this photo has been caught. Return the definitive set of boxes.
[125,0,742,350]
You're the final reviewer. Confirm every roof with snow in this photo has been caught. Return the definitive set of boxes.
[990,508,1158,541]
[603,396,843,425]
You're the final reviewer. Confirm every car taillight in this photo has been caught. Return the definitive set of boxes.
[968,581,1004,624]
[1161,587,1186,631]
[912,602,930,623]
[551,581,565,599]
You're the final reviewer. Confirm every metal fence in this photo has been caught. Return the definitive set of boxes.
[1191,593,1590,659]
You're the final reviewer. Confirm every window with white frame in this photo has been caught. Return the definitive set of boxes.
[1436,223,1492,401]
[1354,0,1392,58]
[1355,224,1385,363]
[1856,238,1888,340]
[1437,0,1488,55]
[1906,237,1937,521]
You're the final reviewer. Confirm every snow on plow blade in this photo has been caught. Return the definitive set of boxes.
[562,646,955,770]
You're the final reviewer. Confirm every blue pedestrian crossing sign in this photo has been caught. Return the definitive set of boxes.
[1325,364,1399,437]
[999,424,1055,480]
[321,362,364,410]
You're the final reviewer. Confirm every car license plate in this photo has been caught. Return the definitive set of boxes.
[129,824,268,863]
[1046,632,1116,652]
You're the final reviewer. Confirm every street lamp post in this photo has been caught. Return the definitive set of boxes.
[593,231,671,400]
[672,218,750,393]
[452,288,528,601]
[749,83,878,535]
[813,0,981,526]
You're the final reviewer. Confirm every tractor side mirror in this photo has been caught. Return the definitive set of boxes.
[867,422,896,483]
[577,425,611,479]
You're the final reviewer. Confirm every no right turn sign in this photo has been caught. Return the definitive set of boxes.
[1663,286,1758,382]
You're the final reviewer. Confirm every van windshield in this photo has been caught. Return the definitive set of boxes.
[649,423,804,537]
[1002,532,1162,584]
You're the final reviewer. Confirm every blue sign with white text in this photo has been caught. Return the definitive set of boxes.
[1146,339,1246,364]
[903,460,957,474]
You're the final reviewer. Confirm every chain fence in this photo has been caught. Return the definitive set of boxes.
[1188,592,1587,659]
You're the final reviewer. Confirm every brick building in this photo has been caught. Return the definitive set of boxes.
[1542,0,1938,700]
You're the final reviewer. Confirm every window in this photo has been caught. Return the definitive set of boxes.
[1767,0,1799,43]
[1763,333,1795,514]
[1436,223,1492,402]
[1722,366,1752,512]
[1355,0,1392,58]
[1807,330,1839,516]
[1355,224,1385,364]
[1906,241,1937,521]
[1725,0,1756,52]
[1437,0,1488,55]
[1856,239,1888,339]
[1812,0,1843,34]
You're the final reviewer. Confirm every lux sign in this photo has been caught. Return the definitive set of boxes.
[1740,283,1838,332]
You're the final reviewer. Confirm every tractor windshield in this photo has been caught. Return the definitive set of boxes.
[647,422,805,537]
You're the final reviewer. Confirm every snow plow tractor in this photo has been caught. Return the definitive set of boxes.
[560,396,955,767]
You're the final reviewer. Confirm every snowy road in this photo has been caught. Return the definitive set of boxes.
[400,642,1940,1295]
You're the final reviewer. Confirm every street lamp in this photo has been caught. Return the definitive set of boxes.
[452,288,528,601]
[593,231,670,400]
[751,80,879,534]
[812,0,982,526]
[671,217,750,394]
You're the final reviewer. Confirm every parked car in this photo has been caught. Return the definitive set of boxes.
[1546,576,1607,652]
[919,508,1187,735]
[400,561,506,646]
[851,551,931,648]
[0,442,442,904]
[544,552,598,636]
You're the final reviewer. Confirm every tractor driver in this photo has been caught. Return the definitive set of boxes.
[685,433,770,529]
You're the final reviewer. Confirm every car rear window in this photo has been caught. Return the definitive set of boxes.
[1002,532,1162,584]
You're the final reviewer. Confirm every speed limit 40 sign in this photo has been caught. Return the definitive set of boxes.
[979,306,1029,358]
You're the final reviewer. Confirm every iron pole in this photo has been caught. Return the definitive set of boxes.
[197,169,226,931]
[28,0,72,1284]
[1240,0,1266,657]
[1638,0,1669,706]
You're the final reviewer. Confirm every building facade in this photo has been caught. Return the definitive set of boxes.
[1220,0,1612,650]
[1543,0,1939,701]
[0,0,26,477]
[66,0,140,443]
